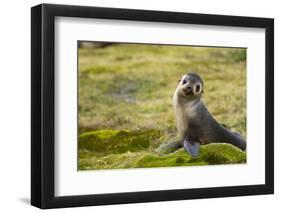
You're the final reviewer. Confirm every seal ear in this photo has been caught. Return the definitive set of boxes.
[178,79,181,83]
[201,89,204,94]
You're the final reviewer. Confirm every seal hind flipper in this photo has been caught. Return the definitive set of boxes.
[183,139,200,157]
[213,125,247,151]
[202,115,246,151]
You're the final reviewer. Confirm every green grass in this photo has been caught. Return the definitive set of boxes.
[78,43,246,170]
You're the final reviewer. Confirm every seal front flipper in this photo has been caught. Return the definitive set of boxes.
[183,139,200,157]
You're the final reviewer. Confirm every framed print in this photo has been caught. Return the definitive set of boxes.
[31,3,274,209]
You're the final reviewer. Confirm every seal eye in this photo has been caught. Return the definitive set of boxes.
[195,85,201,93]
[182,80,187,85]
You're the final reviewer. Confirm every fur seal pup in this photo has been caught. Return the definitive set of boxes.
[173,73,246,157]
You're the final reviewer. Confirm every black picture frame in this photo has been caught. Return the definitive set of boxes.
[31,3,274,209]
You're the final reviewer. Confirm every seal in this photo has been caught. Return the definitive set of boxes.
[173,73,246,157]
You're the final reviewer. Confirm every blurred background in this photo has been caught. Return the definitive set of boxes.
[78,41,246,170]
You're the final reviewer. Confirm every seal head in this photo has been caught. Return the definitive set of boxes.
[177,73,204,99]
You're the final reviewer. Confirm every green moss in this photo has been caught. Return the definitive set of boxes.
[188,144,246,165]
[79,137,246,170]
[79,129,161,154]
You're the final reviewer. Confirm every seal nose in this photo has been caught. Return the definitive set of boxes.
[186,86,192,92]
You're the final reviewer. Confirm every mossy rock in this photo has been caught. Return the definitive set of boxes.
[79,129,161,154]
[134,144,246,168]
[79,136,246,170]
